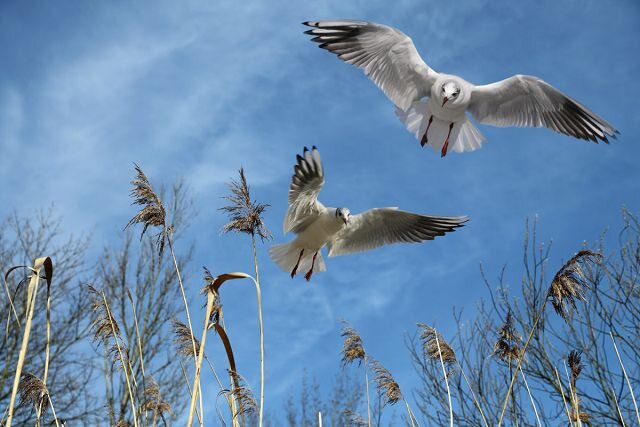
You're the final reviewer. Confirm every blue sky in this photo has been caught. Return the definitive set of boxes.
[1,0,639,423]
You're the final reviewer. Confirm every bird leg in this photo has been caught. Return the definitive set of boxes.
[441,122,455,157]
[420,115,434,147]
[304,251,318,281]
[291,249,304,278]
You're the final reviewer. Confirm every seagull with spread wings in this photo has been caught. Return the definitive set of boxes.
[269,147,467,281]
[304,20,618,157]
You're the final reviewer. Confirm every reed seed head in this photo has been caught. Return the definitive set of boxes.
[228,370,258,418]
[547,250,601,321]
[418,324,457,366]
[568,350,583,383]
[220,167,271,241]
[18,372,49,413]
[370,358,403,405]
[172,319,201,358]
[126,163,167,254]
[88,285,120,342]
[493,310,523,361]
[142,377,173,417]
[340,322,366,366]
[343,410,368,427]
[108,344,130,372]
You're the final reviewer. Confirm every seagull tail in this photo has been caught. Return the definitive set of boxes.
[395,101,486,153]
[269,241,327,276]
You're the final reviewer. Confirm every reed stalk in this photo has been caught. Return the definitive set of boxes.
[187,289,216,427]
[610,332,640,424]
[5,257,51,427]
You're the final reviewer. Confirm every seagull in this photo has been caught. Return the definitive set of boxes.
[269,147,468,281]
[303,20,618,157]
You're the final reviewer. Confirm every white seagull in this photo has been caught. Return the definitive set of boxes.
[269,147,468,281]
[303,20,618,157]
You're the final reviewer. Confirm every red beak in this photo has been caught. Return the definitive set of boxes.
[442,96,449,107]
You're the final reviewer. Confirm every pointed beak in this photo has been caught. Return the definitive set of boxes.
[343,217,349,225]
[442,96,449,107]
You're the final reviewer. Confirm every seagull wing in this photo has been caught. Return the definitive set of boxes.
[304,20,438,111]
[327,208,467,257]
[468,75,617,143]
[284,146,326,234]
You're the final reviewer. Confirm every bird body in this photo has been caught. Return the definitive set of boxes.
[304,20,617,156]
[269,147,467,280]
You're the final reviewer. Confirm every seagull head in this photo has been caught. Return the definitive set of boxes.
[441,81,461,107]
[335,207,350,225]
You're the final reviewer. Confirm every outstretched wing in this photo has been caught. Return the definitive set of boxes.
[304,20,438,111]
[468,75,617,143]
[284,146,326,234]
[327,208,467,257]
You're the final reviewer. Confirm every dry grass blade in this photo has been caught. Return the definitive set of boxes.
[227,370,258,419]
[343,409,368,427]
[173,319,201,358]
[369,359,402,406]
[547,250,601,321]
[126,163,167,254]
[202,267,250,294]
[219,167,271,241]
[340,322,366,366]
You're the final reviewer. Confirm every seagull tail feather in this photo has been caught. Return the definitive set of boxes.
[395,101,485,153]
[269,241,327,276]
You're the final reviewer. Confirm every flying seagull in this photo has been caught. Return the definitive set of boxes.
[269,147,467,281]
[303,20,617,157]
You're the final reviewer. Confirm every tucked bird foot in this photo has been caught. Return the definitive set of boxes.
[421,115,434,147]
[441,122,455,157]
[291,249,304,278]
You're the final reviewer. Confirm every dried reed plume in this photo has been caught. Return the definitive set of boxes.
[142,378,173,418]
[340,323,366,366]
[369,359,402,405]
[114,420,132,427]
[172,319,201,358]
[126,163,167,254]
[418,324,456,366]
[343,410,368,427]
[228,370,258,418]
[418,324,455,427]
[109,344,131,371]
[547,250,601,321]
[18,372,49,412]
[567,350,589,423]
[498,250,601,427]
[220,167,271,241]
[88,285,120,342]
[493,311,523,362]
[568,350,583,384]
